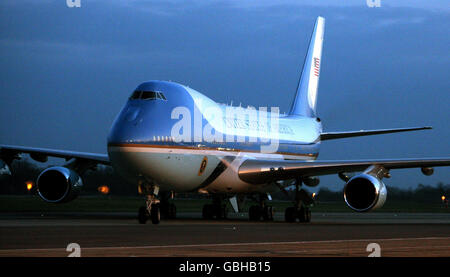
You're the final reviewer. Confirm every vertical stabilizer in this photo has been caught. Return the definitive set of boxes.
[289,16,325,117]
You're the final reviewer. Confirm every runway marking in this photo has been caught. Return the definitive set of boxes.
[282,245,450,254]
[2,236,449,253]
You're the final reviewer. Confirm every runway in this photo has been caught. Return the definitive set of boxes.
[0,212,449,257]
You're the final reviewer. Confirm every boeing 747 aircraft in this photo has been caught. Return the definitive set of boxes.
[1,17,449,224]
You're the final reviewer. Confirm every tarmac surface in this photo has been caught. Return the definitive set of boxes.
[0,212,449,257]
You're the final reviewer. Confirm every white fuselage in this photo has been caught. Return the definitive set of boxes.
[107,81,322,194]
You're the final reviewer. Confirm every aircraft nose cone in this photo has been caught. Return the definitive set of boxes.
[124,106,141,122]
[108,105,145,144]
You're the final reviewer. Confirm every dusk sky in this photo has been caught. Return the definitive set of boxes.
[0,1,448,191]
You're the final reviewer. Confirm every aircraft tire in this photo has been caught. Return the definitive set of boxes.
[263,206,274,221]
[249,205,262,221]
[285,207,297,223]
[168,203,177,219]
[304,207,311,223]
[138,206,149,224]
[202,204,214,219]
[298,206,311,223]
[217,205,228,219]
[151,203,161,224]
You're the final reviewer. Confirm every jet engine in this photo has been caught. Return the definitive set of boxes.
[343,173,387,212]
[37,167,83,203]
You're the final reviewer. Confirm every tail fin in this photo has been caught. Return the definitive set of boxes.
[289,16,325,117]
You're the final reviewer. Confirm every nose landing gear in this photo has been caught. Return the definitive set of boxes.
[138,185,161,224]
[138,195,161,224]
[138,183,177,224]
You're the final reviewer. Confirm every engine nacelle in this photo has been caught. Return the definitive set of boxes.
[343,173,387,212]
[37,167,83,203]
[303,176,320,187]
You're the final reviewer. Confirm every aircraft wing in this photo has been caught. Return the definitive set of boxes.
[238,158,450,184]
[320,126,431,141]
[0,144,110,165]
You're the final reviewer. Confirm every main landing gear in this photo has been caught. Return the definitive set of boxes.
[284,180,313,223]
[248,194,274,221]
[202,195,228,220]
[138,184,177,224]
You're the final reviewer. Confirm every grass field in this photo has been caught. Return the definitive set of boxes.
[0,195,448,213]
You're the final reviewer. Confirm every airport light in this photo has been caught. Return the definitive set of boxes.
[442,196,446,202]
[98,185,110,195]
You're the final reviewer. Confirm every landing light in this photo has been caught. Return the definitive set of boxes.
[98,185,110,195]
[25,181,33,191]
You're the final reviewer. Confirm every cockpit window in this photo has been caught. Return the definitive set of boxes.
[130,90,167,101]
[158,92,167,100]
[141,91,156,100]
[130,90,142,100]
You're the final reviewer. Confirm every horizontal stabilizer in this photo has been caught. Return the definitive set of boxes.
[320,126,432,141]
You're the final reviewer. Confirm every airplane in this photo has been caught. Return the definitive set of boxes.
[1,16,449,224]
